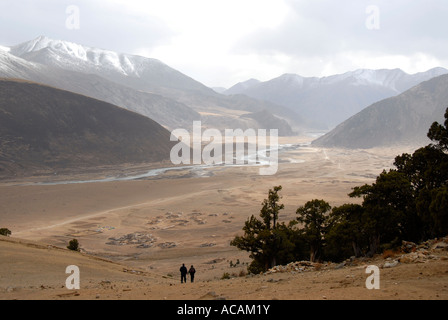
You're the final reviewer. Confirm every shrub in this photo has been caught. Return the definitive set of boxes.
[0,228,11,237]
[67,239,80,252]
[221,272,231,280]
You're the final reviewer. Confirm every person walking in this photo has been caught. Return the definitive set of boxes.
[189,265,196,283]
[180,264,188,283]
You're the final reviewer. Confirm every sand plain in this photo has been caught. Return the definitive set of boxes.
[2,136,447,300]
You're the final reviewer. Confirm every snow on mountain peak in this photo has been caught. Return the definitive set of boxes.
[277,73,305,87]
[0,45,10,52]
[9,36,164,77]
[322,68,407,92]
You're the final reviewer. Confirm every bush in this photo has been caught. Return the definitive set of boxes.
[0,228,11,237]
[67,239,80,252]
[221,272,231,280]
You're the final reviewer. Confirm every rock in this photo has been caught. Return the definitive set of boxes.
[214,297,227,301]
[200,243,216,247]
[401,240,417,253]
[265,260,322,274]
[399,249,440,264]
[432,242,448,250]
[107,232,156,247]
[157,242,177,249]
[383,260,399,268]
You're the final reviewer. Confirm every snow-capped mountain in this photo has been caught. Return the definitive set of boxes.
[3,36,302,134]
[225,67,448,129]
[0,46,200,130]
[9,36,214,95]
[321,68,448,92]
[0,49,46,80]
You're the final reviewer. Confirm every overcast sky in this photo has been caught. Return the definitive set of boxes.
[1,0,447,88]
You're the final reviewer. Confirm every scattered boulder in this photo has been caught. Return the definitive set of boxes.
[265,261,325,274]
[106,233,156,248]
[432,242,448,250]
[157,242,177,249]
[401,240,417,253]
[398,237,447,263]
[200,243,216,248]
[398,251,439,264]
[383,260,399,268]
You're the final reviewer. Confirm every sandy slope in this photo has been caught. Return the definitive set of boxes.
[1,138,447,300]
[1,235,447,300]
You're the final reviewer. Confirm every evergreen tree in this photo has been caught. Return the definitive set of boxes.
[231,186,306,273]
[296,199,331,262]
[0,228,12,237]
[350,170,414,255]
[325,204,366,261]
[428,107,448,151]
[67,239,80,252]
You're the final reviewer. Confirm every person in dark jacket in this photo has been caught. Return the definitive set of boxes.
[189,265,196,283]
[180,264,187,283]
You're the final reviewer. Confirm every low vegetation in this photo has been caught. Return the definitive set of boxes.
[0,228,11,237]
[67,239,80,252]
[232,108,448,274]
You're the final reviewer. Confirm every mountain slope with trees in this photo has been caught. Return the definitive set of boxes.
[232,108,448,272]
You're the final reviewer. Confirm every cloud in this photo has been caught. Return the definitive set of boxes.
[232,0,448,77]
[0,0,174,52]
[1,0,447,87]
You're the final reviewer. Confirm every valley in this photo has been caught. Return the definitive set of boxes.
[0,136,416,284]
[1,32,447,302]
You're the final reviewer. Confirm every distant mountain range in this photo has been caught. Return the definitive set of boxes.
[0,78,175,177]
[0,43,200,130]
[312,74,448,149]
[2,36,300,134]
[224,68,448,129]
[1,35,448,176]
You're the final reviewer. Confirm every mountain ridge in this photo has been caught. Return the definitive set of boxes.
[312,74,448,149]
[0,78,177,177]
[4,36,301,134]
[10,36,214,95]
[225,67,448,129]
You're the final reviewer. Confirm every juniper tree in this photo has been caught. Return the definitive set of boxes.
[296,199,331,262]
[231,186,302,273]
[349,170,414,255]
[67,239,80,252]
[0,228,11,237]
[325,204,366,261]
